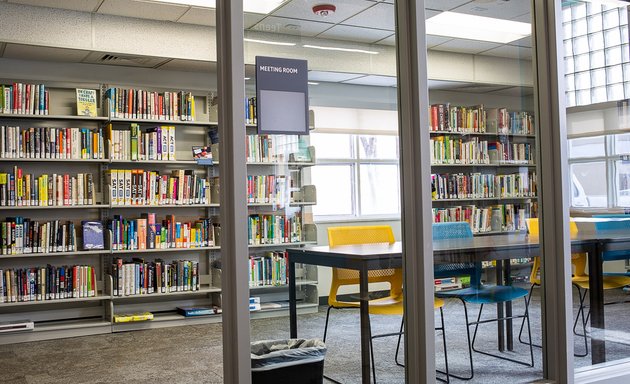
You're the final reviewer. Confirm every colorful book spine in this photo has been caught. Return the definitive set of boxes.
[0,83,49,115]
[248,251,288,287]
[0,126,103,159]
[0,217,78,255]
[111,258,199,297]
[431,171,537,200]
[105,88,194,121]
[247,213,302,245]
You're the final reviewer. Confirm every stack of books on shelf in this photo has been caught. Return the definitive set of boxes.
[105,87,195,121]
[248,251,288,287]
[105,124,176,161]
[432,203,532,234]
[247,175,287,204]
[110,258,200,297]
[0,168,95,207]
[247,214,302,245]
[430,136,490,165]
[431,171,537,200]
[429,104,485,132]
[245,97,257,125]
[108,214,217,250]
[487,108,534,135]
[489,140,534,164]
[105,169,209,206]
[1,83,49,115]
[0,126,104,159]
[1,218,77,255]
[0,264,96,303]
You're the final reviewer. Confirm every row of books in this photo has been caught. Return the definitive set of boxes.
[0,168,95,207]
[249,251,288,287]
[0,83,49,116]
[105,88,195,121]
[110,258,200,297]
[432,203,533,233]
[105,169,210,206]
[0,126,104,159]
[108,214,218,251]
[429,104,485,132]
[247,175,287,204]
[430,136,490,165]
[431,171,537,200]
[1,218,78,255]
[246,134,276,163]
[105,124,176,161]
[0,265,97,303]
[248,214,302,245]
[428,104,535,135]
[489,141,534,164]
[245,97,257,125]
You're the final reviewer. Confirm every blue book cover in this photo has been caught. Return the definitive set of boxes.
[81,221,105,250]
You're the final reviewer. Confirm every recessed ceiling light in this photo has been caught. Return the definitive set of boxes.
[426,11,531,44]
[303,44,379,55]
[150,0,286,15]
[244,38,296,46]
[308,82,319,85]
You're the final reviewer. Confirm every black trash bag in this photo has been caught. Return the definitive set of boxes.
[251,339,327,384]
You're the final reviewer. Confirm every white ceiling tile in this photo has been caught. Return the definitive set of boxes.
[249,16,333,37]
[375,34,395,46]
[177,6,216,26]
[8,0,100,12]
[318,24,392,44]
[98,0,189,22]
[511,36,532,48]
[342,3,394,31]
[343,74,397,87]
[244,13,267,28]
[3,43,90,62]
[272,0,376,24]
[512,12,532,22]
[425,0,471,12]
[431,39,502,55]
[157,59,216,73]
[427,35,452,48]
[481,44,533,60]
[308,71,364,82]
[451,0,532,20]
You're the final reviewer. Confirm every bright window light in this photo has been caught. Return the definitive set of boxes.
[303,45,379,55]
[244,38,296,46]
[426,12,531,44]
[150,0,286,14]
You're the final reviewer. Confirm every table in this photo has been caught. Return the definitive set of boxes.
[287,232,630,383]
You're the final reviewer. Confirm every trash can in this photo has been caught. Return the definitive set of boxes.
[251,338,327,384]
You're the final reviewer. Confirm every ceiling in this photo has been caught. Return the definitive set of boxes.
[0,0,535,92]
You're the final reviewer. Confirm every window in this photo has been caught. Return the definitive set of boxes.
[569,132,630,207]
[310,132,400,220]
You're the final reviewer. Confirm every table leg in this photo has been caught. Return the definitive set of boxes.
[505,262,513,351]
[588,242,606,364]
[496,260,505,352]
[289,259,297,339]
[359,265,371,384]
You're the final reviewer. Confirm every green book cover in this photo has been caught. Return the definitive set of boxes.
[130,123,139,161]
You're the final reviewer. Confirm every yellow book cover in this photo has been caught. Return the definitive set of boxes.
[76,89,97,117]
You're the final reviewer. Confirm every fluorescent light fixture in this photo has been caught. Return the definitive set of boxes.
[244,38,296,46]
[150,0,285,14]
[308,82,319,85]
[302,45,379,55]
[245,77,251,80]
[426,12,531,44]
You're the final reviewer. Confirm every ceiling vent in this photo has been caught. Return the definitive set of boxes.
[82,52,169,68]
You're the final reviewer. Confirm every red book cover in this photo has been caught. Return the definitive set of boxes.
[63,174,70,205]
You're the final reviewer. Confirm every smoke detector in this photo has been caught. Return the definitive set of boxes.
[313,4,336,17]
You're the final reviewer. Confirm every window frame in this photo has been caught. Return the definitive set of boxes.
[310,131,401,222]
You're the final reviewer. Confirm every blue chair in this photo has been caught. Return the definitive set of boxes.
[594,214,630,263]
[433,222,534,380]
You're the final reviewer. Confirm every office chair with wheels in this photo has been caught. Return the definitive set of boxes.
[325,225,450,383]
[434,221,534,381]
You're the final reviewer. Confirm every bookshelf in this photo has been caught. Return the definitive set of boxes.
[429,104,538,236]
[0,80,318,343]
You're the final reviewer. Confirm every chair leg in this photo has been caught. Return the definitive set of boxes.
[436,299,474,381]
[470,299,535,367]
[323,305,333,342]
[573,288,589,357]
[438,307,450,384]
[518,284,542,348]
[368,316,377,384]
[394,317,404,367]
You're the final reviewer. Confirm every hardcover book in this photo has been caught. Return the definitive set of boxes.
[81,221,105,250]
[76,89,97,117]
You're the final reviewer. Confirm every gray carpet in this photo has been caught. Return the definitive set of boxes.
[0,288,629,384]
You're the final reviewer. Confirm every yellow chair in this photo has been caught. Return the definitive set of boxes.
[519,218,630,356]
[325,225,450,383]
